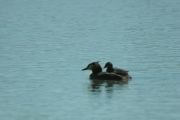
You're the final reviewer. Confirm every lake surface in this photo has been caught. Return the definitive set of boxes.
[0,0,180,120]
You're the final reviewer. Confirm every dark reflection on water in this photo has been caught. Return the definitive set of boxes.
[89,79,129,92]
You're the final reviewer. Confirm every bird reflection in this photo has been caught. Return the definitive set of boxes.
[89,79,104,92]
[89,79,129,92]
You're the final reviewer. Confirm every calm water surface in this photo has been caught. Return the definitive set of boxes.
[0,0,180,120]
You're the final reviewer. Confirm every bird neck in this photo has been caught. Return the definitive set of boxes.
[92,65,102,74]
[107,67,114,72]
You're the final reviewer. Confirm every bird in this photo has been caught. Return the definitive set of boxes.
[104,62,132,79]
[82,61,124,80]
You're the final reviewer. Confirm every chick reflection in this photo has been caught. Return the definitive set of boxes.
[89,79,128,92]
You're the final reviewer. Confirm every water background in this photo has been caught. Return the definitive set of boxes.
[0,0,180,120]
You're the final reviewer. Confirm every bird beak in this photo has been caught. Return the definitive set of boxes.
[82,67,88,71]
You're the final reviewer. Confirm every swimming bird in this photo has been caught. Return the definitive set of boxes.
[103,62,129,76]
[82,62,124,80]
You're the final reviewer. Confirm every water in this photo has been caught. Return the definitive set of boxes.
[0,0,180,120]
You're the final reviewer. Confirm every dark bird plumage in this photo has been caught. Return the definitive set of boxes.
[104,62,132,79]
[82,62,124,80]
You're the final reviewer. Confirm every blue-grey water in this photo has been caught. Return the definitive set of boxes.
[1,0,180,120]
